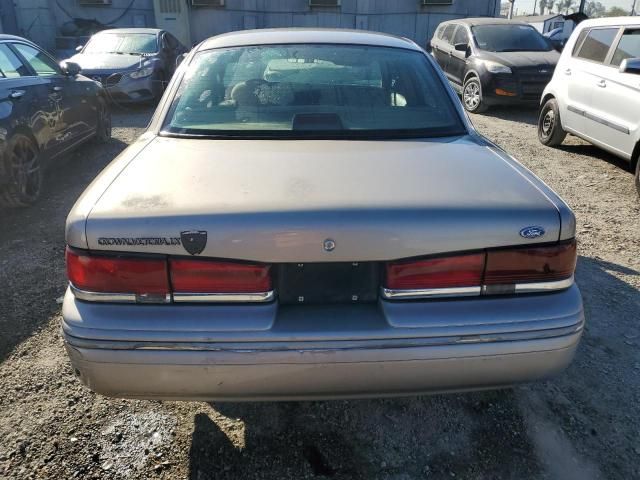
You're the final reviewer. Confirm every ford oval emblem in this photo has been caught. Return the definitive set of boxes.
[520,226,546,239]
[323,239,336,252]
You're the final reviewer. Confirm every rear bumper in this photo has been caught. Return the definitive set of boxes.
[62,285,584,401]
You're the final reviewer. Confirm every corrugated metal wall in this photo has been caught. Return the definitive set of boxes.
[190,0,499,47]
[12,0,498,52]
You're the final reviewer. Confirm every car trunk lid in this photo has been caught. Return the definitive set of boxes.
[84,135,561,263]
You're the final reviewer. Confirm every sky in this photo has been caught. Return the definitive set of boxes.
[508,0,637,16]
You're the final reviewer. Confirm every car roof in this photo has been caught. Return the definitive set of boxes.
[577,16,640,28]
[440,17,530,28]
[94,28,163,35]
[197,28,420,52]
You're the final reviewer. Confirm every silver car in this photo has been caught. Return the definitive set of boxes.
[62,29,583,401]
[67,28,187,103]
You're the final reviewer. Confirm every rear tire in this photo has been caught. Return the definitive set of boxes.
[538,98,567,147]
[0,134,42,207]
[462,77,488,113]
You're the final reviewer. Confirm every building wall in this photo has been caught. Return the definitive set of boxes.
[11,0,499,52]
[189,0,500,47]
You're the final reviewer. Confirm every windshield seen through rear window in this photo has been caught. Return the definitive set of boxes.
[472,25,552,52]
[162,44,465,139]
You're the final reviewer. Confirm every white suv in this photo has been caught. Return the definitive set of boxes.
[539,17,640,196]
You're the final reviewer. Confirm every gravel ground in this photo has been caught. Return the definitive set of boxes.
[0,105,638,480]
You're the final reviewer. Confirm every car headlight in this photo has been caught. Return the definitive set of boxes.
[483,61,512,74]
[129,67,154,79]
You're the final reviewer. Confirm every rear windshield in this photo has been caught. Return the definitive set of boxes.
[162,44,465,139]
[472,25,553,52]
[83,33,158,55]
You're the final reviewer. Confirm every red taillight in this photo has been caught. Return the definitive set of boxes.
[384,240,576,296]
[386,253,485,290]
[65,247,272,303]
[484,241,577,285]
[66,248,169,299]
[170,259,271,293]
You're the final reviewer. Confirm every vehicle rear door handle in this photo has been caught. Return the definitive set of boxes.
[564,68,572,75]
[51,86,63,92]
[9,90,25,99]
[597,80,606,88]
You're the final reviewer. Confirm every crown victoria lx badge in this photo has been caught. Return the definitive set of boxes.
[519,226,546,239]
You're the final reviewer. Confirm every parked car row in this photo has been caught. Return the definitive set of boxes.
[0,28,187,206]
[430,16,640,195]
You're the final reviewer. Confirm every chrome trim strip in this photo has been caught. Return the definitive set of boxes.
[382,276,574,300]
[69,284,170,304]
[513,276,574,293]
[63,323,583,352]
[567,105,629,134]
[173,291,275,303]
[381,286,481,300]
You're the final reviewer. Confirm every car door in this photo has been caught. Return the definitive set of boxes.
[449,25,470,88]
[12,42,95,151]
[563,27,619,138]
[433,24,456,75]
[584,27,640,159]
[0,42,59,156]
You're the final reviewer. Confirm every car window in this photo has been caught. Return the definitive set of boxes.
[576,28,619,63]
[163,44,465,139]
[0,44,29,78]
[572,28,589,55]
[453,27,469,46]
[611,29,640,67]
[13,43,59,76]
[441,25,456,45]
[472,24,552,52]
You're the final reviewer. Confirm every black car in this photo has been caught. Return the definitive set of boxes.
[430,18,560,113]
[0,34,110,207]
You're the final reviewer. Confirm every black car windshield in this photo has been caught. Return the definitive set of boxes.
[83,33,158,55]
[472,25,552,52]
[162,44,466,139]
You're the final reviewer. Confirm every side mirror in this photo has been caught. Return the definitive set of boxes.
[60,61,81,76]
[620,57,640,75]
[176,53,186,68]
[454,42,468,52]
[75,45,83,52]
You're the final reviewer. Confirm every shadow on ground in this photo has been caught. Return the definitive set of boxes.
[557,143,634,175]
[188,389,541,480]
[477,105,539,127]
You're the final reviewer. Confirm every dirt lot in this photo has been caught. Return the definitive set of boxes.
[0,105,638,480]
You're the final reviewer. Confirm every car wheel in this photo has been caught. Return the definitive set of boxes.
[538,98,567,147]
[462,77,487,113]
[94,99,111,143]
[0,134,42,207]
